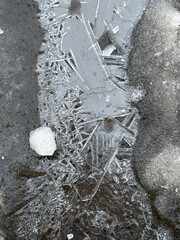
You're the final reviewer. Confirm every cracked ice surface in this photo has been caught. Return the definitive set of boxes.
[17,0,172,239]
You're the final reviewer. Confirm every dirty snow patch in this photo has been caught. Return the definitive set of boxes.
[29,126,56,156]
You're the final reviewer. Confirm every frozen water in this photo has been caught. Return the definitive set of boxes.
[29,126,57,156]
[17,0,173,239]
[128,0,180,234]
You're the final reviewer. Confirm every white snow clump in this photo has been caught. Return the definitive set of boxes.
[29,126,57,156]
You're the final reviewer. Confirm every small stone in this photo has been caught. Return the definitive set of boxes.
[29,126,57,156]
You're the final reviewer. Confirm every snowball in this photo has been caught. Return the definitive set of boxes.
[29,126,57,156]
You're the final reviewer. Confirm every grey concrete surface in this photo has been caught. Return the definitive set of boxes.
[0,0,44,239]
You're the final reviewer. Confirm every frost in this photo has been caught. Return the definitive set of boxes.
[29,126,56,156]
[17,0,172,239]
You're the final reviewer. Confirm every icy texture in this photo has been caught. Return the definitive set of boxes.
[29,126,57,156]
[128,0,180,230]
[17,0,172,239]
[144,144,180,191]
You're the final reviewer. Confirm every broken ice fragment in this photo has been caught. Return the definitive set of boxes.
[0,28,3,35]
[29,126,57,156]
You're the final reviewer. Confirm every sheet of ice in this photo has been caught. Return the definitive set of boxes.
[17,0,172,239]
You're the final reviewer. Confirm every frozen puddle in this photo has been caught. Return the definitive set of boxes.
[18,0,171,239]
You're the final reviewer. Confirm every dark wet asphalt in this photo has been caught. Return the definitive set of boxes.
[0,0,43,238]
